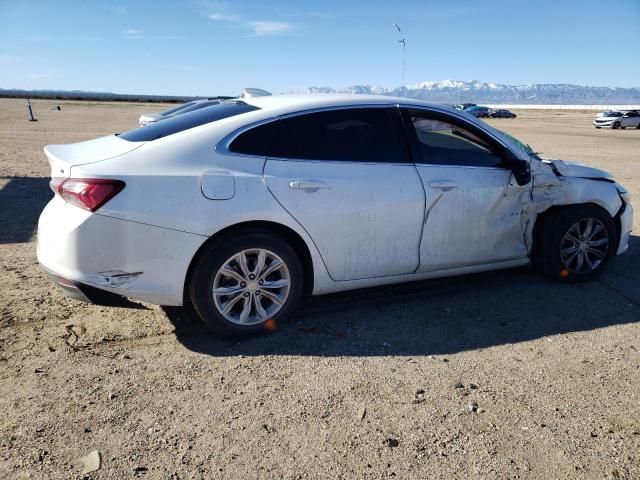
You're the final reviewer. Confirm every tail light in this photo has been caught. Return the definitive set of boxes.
[51,178,125,212]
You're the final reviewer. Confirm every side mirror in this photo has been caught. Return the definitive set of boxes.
[511,158,531,186]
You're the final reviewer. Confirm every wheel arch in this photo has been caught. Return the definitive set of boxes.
[184,220,315,304]
[531,202,621,258]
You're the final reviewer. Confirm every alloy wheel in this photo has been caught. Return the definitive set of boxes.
[560,218,609,274]
[212,248,291,325]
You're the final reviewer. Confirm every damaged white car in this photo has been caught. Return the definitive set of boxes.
[37,94,633,336]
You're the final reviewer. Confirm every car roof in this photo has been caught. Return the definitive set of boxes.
[241,93,459,116]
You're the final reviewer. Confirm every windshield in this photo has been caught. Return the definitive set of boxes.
[498,130,542,161]
[603,111,623,117]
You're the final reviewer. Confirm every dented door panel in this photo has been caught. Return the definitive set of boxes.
[416,165,529,272]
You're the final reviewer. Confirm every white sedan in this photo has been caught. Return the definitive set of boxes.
[38,93,634,336]
[593,110,640,129]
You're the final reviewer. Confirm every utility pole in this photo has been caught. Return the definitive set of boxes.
[27,99,37,121]
[392,22,406,87]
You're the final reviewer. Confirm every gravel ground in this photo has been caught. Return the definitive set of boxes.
[1,99,639,479]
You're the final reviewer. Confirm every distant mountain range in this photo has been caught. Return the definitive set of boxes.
[0,88,232,103]
[2,80,639,104]
[292,80,640,104]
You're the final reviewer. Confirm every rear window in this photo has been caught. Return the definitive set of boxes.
[160,101,196,116]
[165,100,219,117]
[120,101,260,142]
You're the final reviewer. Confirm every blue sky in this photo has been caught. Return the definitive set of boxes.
[1,0,639,96]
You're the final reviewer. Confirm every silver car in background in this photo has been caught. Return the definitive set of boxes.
[593,110,640,129]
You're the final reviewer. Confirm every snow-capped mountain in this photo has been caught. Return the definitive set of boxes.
[289,80,640,104]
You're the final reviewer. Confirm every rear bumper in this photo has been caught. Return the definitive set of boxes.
[37,197,207,306]
[43,267,135,306]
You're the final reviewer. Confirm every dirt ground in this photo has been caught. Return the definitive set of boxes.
[1,98,639,480]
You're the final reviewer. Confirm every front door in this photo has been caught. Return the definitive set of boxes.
[402,108,529,272]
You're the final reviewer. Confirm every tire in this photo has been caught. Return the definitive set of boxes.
[188,230,304,337]
[613,122,620,129]
[535,205,617,282]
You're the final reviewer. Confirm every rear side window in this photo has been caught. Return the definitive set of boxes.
[119,102,259,142]
[230,108,407,162]
[229,121,280,156]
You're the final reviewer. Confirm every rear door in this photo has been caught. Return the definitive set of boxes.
[402,108,529,272]
[232,107,425,281]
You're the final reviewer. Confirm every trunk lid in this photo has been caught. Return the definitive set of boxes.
[45,134,144,178]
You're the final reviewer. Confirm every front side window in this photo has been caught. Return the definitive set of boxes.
[231,108,407,163]
[407,109,504,167]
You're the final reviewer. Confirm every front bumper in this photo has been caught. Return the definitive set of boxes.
[37,197,207,306]
[616,201,634,255]
[593,120,614,128]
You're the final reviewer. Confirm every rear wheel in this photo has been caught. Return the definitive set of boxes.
[189,230,304,337]
[535,205,617,282]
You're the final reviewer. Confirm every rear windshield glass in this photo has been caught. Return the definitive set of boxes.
[160,101,196,116]
[166,100,219,117]
[119,101,260,142]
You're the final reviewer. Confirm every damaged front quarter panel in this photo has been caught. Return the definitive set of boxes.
[523,158,624,253]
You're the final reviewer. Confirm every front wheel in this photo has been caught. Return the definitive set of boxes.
[535,205,617,282]
[612,121,621,129]
[189,231,304,337]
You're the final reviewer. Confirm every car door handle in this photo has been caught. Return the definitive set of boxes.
[288,180,330,192]
[429,181,458,191]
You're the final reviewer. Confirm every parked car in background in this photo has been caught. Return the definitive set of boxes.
[455,103,476,110]
[464,106,492,118]
[38,93,633,337]
[593,110,640,129]
[490,109,517,119]
[138,99,220,127]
